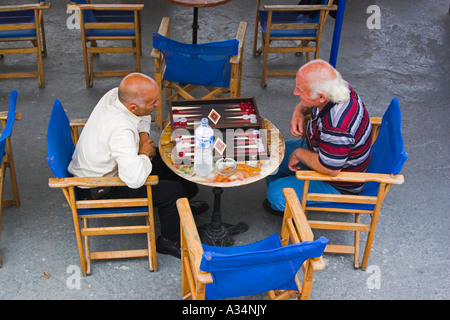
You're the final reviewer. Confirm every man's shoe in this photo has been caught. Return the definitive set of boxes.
[156,236,181,259]
[262,198,283,217]
[189,201,209,215]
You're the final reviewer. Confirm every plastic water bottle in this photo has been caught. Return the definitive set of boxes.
[194,118,214,177]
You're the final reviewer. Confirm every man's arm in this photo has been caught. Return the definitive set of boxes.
[288,148,341,176]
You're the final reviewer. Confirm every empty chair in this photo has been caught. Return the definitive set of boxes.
[0,90,21,268]
[177,188,328,300]
[0,1,50,87]
[151,17,247,131]
[69,0,143,87]
[294,98,408,270]
[46,99,158,276]
[253,0,336,87]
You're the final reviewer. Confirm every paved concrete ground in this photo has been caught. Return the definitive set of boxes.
[0,0,448,300]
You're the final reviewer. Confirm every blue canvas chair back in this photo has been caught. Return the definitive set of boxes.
[46,99,75,179]
[200,233,328,300]
[0,90,18,159]
[258,0,329,38]
[0,1,44,39]
[362,97,409,196]
[152,33,239,87]
[46,99,148,215]
[71,0,135,37]
[306,98,408,210]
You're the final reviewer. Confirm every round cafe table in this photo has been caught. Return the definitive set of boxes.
[164,0,232,44]
[159,117,285,246]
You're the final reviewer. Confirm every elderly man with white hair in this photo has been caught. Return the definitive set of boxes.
[264,59,373,215]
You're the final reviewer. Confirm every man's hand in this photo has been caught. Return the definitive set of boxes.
[138,132,156,159]
[290,102,309,137]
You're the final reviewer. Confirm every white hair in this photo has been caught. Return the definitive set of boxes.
[309,70,350,103]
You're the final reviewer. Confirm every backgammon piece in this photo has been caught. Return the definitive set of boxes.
[175,137,183,152]
[172,106,201,110]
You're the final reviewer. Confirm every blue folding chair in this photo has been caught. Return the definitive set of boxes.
[0,1,50,87]
[46,99,158,276]
[0,90,21,268]
[177,188,328,300]
[68,1,143,87]
[253,0,337,87]
[295,98,408,270]
[151,17,247,131]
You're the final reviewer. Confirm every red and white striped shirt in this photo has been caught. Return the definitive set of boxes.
[306,86,372,194]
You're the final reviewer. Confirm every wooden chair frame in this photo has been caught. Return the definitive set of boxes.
[295,117,405,270]
[68,2,144,87]
[0,2,50,87]
[48,119,158,276]
[0,110,21,268]
[253,0,337,87]
[151,17,247,131]
[177,188,326,300]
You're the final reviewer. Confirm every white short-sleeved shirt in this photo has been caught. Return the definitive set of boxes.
[68,88,152,189]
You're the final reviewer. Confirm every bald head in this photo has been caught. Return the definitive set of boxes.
[118,73,158,107]
[298,59,337,85]
[118,73,160,117]
[296,59,349,103]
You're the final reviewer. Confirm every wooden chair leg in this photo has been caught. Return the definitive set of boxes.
[83,218,92,275]
[6,140,20,207]
[354,213,361,269]
[82,42,90,88]
[40,17,47,57]
[261,41,269,87]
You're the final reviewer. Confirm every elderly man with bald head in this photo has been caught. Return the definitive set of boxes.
[69,73,208,258]
[264,60,372,215]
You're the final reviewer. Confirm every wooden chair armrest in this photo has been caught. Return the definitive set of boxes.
[177,198,214,285]
[151,17,170,59]
[263,4,337,12]
[283,188,327,271]
[68,4,144,11]
[0,112,21,121]
[0,4,51,12]
[370,116,382,126]
[230,21,247,65]
[48,175,158,189]
[69,118,87,127]
[295,170,405,185]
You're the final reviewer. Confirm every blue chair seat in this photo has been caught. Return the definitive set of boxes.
[258,10,318,37]
[0,11,37,39]
[200,233,328,300]
[84,28,135,38]
[78,206,148,216]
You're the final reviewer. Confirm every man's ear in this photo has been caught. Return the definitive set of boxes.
[317,93,328,104]
[128,104,138,114]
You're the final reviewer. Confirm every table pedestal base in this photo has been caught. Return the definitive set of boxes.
[199,187,248,246]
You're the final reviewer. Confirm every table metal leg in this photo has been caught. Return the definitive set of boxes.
[199,187,248,246]
[192,7,199,44]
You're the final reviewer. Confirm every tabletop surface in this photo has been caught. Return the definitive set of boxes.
[164,0,232,8]
[159,117,285,188]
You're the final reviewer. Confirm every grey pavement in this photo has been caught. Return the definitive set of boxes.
[0,0,448,300]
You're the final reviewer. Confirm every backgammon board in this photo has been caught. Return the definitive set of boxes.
[168,97,270,161]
